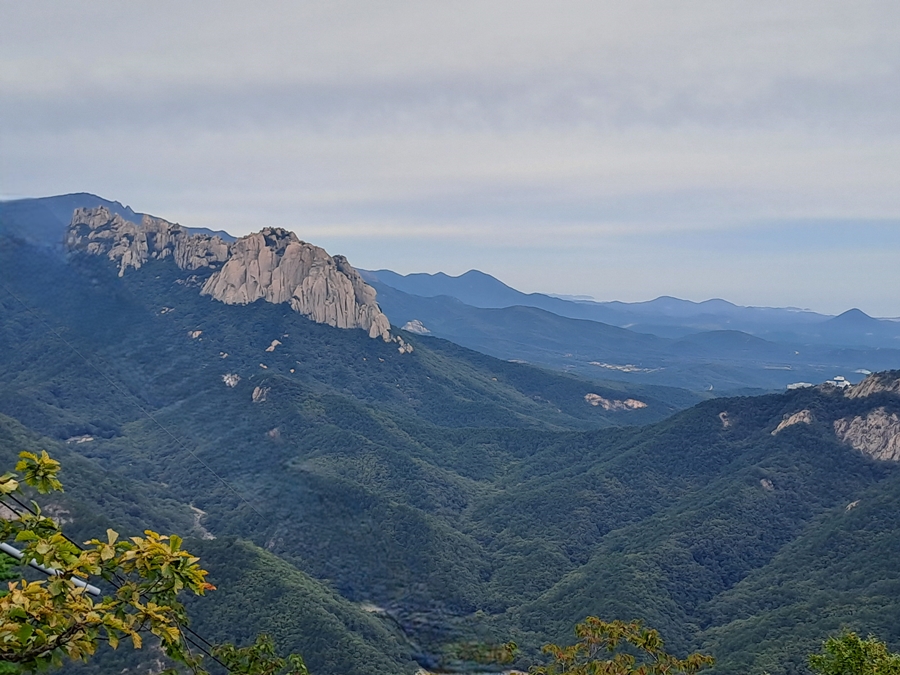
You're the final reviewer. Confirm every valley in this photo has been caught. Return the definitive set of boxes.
[0,197,899,674]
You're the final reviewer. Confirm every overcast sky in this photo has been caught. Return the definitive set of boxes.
[2,2,899,314]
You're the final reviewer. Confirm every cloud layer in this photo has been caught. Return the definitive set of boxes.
[3,2,899,313]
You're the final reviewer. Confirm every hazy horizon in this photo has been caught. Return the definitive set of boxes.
[3,2,899,315]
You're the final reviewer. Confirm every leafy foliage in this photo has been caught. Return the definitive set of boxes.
[809,632,900,675]
[0,451,306,674]
[531,617,713,675]
[214,635,310,675]
[3,237,900,673]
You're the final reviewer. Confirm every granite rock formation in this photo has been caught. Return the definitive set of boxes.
[200,228,391,340]
[772,409,814,435]
[66,207,394,342]
[584,393,647,411]
[401,319,431,335]
[67,206,229,276]
[846,371,900,399]
[834,407,900,462]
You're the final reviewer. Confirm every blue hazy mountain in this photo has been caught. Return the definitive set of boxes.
[0,193,234,251]
[362,268,900,349]
[5,195,899,394]
[361,268,821,323]
[362,268,547,309]
[4,196,900,675]
[370,282,900,392]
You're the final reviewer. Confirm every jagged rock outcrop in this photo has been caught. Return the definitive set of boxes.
[66,207,395,342]
[402,320,431,335]
[395,335,414,354]
[834,407,900,461]
[222,374,241,387]
[67,207,229,276]
[846,371,900,399]
[584,393,647,411]
[772,410,814,435]
[200,228,391,341]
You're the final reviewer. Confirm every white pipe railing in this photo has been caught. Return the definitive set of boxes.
[0,542,101,596]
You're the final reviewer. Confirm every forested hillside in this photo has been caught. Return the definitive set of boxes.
[1,224,899,674]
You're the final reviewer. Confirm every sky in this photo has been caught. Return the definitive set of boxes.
[2,2,899,315]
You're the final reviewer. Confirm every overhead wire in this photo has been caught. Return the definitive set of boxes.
[0,494,232,674]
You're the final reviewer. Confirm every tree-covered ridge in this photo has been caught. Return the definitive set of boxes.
[0,417,418,675]
[1,235,899,674]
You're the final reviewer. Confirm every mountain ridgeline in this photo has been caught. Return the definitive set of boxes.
[0,195,899,675]
[363,269,900,392]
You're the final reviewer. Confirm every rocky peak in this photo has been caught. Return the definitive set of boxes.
[67,206,229,276]
[66,207,396,342]
[846,371,900,399]
[834,407,900,462]
[199,228,391,341]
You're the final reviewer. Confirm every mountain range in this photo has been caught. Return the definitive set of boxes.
[1,194,899,675]
[361,267,900,343]
[362,272,900,393]
[6,193,899,394]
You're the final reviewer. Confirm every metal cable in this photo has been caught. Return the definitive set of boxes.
[0,497,232,673]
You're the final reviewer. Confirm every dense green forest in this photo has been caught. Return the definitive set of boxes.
[1,235,899,674]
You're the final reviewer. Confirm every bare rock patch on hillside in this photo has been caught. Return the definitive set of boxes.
[584,393,647,411]
[834,407,900,461]
[772,410,814,435]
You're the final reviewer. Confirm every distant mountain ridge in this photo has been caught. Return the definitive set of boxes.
[362,268,900,349]
[370,282,900,392]
[362,268,852,325]
[4,194,899,395]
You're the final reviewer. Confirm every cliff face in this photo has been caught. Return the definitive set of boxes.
[66,207,394,342]
[772,409,814,435]
[834,407,900,462]
[200,228,391,340]
[847,371,900,399]
[829,372,900,461]
[67,206,229,275]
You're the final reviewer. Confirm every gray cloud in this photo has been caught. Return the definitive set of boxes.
[2,1,900,313]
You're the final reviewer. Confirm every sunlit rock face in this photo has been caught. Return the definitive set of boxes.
[772,410,814,435]
[584,393,647,411]
[846,371,900,399]
[200,228,391,341]
[66,207,393,341]
[834,407,900,462]
[67,206,229,276]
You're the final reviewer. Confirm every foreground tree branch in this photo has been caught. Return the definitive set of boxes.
[0,451,307,674]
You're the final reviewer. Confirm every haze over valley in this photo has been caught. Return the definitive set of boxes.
[2,4,900,675]
[2,194,900,674]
